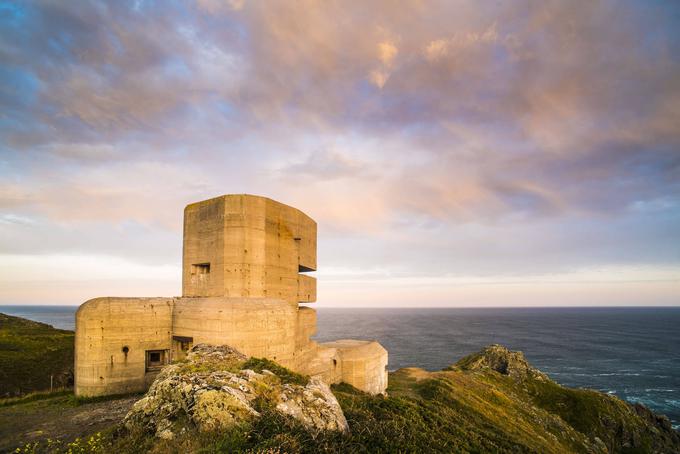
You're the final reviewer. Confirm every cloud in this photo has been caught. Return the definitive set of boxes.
[424,23,498,61]
[424,39,448,61]
[377,41,398,65]
[0,0,679,305]
[283,149,366,180]
[368,69,390,88]
[47,143,119,162]
[196,0,245,14]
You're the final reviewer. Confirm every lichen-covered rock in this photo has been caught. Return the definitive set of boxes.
[123,344,348,439]
[276,379,349,432]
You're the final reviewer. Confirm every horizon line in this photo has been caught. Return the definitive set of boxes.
[1,304,679,309]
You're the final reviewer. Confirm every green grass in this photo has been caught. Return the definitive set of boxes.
[0,389,72,408]
[67,391,144,407]
[523,377,660,453]
[108,376,579,453]
[175,356,246,375]
[0,390,141,410]
[104,371,581,453]
[242,357,310,386]
[0,313,74,397]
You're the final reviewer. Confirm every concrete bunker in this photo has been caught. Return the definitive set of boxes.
[75,194,388,397]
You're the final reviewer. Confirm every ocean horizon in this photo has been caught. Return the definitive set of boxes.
[1,304,679,429]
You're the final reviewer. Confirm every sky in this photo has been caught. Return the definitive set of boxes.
[0,0,679,307]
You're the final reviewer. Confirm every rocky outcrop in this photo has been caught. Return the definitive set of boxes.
[453,343,549,381]
[123,344,348,439]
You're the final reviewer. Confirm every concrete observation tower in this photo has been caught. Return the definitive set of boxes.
[75,195,388,396]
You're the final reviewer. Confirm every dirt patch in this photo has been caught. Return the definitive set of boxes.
[0,394,138,452]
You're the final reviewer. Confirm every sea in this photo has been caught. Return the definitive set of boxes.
[1,305,679,428]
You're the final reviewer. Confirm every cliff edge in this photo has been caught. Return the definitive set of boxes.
[449,344,679,453]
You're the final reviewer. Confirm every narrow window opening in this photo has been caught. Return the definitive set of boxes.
[191,263,210,275]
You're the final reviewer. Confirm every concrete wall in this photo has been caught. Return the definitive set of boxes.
[182,197,226,297]
[76,296,389,396]
[182,195,317,304]
[321,340,389,395]
[172,297,300,369]
[75,297,174,396]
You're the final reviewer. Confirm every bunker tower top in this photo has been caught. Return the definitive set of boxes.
[182,194,317,304]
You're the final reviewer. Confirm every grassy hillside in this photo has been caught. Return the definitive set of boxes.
[0,312,74,396]
[104,345,678,454]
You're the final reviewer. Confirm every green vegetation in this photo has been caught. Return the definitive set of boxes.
[0,390,72,408]
[242,357,310,386]
[524,377,669,453]
[6,370,679,453]
[14,432,108,454]
[100,361,678,453]
[172,352,311,386]
[0,390,139,410]
[0,313,74,397]
[175,355,244,375]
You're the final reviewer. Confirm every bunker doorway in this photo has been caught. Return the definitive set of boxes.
[172,335,194,362]
[145,349,169,372]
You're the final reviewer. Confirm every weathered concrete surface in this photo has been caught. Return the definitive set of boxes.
[75,194,388,397]
[75,297,174,396]
[321,340,389,395]
[182,195,317,304]
[76,296,389,396]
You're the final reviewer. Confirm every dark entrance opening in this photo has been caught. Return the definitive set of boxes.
[145,349,168,372]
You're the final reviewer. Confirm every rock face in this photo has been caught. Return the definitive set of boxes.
[453,343,549,381]
[123,344,348,439]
